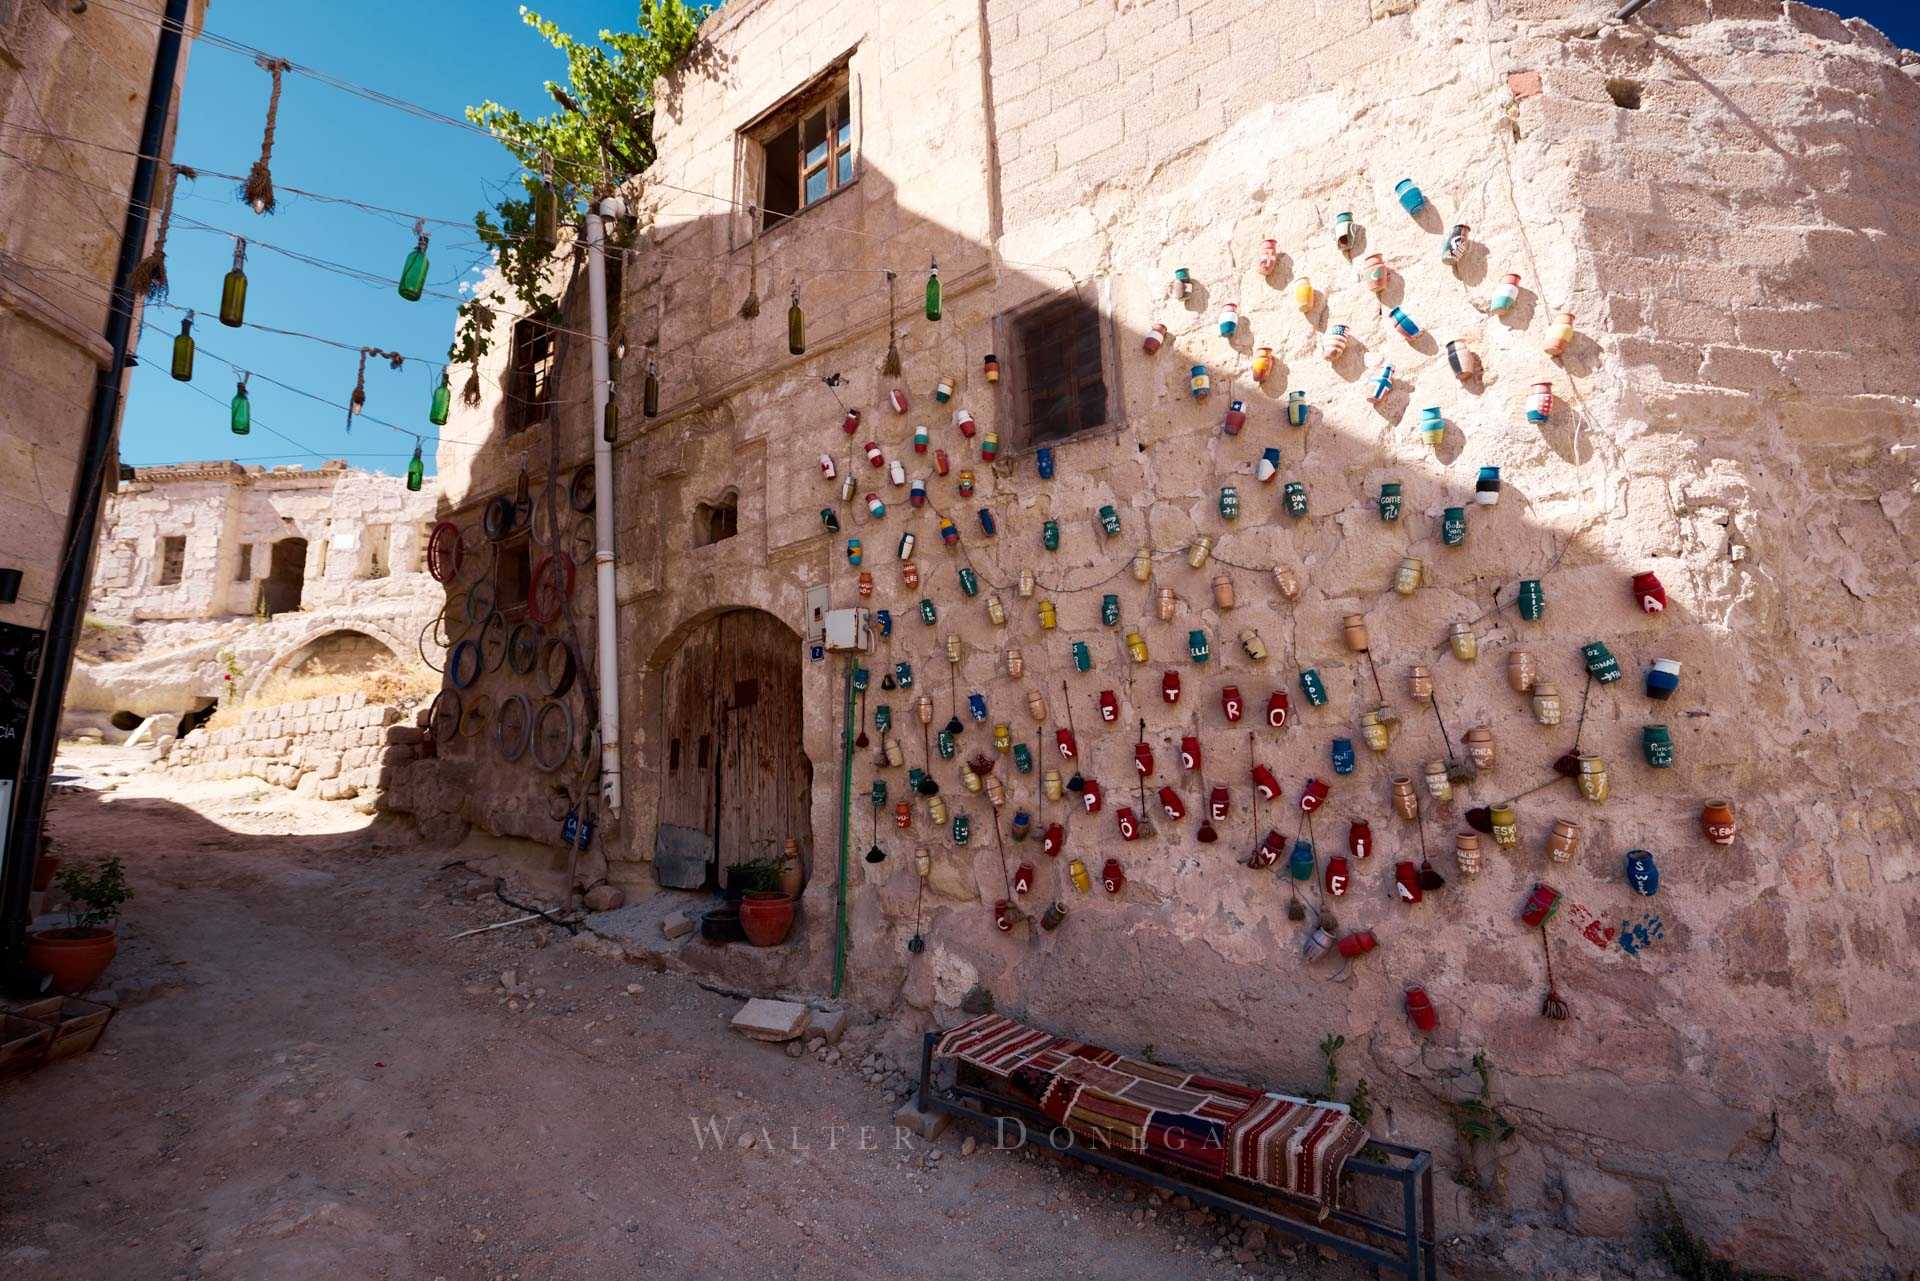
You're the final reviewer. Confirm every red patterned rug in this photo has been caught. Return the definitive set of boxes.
[936,1014,1368,1216]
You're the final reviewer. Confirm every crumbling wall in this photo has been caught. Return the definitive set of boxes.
[164,690,420,803]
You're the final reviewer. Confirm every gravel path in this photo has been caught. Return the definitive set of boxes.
[0,749,1360,1281]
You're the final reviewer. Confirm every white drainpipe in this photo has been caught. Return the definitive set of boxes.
[584,197,622,814]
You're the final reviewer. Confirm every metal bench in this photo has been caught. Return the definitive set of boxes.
[918,1029,1437,1280]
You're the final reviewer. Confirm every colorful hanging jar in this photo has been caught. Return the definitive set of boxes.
[1284,481,1308,518]
[1449,622,1479,662]
[1642,724,1675,767]
[1626,850,1659,896]
[1531,681,1562,726]
[1465,725,1496,770]
[1507,649,1536,693]
[983,352,1000,383]
[1019,568,1036,598]
[1042,519,1060,551]
[1171,266,1193,300]
[1475,466,1501,506]
[1359,706,1392,752]
[1188,535,1213,569]
[1647,659,1681,700]
[1252,346,1276,383]
[1388,306,1420,338]
[1368,365,1394,403]
[938,516,959,546]
[1036,446,1054,479]
[1219,486,1241,520]
[1441,223,1469,266]
[1331,738,1356,775]
[1143,322,1168,354]
[1446,339,1481,381]
[901,560,920,588]
[1102,858,1126,893]
[1189,365,1212,399]
[1544,311,1576,357]
[988,596,1007,627]
[1633,570,1668,614]
[1218,303,1238,336]
[955,408,977,439]
[1333,211,1355,252]
[1701,800,1736,846]
[1265,691,1289,728]
[1441,506,1467,547]
[1258,237,1280,275]
[1409,664,1434,700]
[1418,406,1445,446]
[1343,613,1370,653]
[957,469,975,498]
[1547,817,1580,863]
[977,507,995,536]
[1125,630,1148,663]
[1273,564,1301,601]
[1038,599,1057,630]
[1526,381,1555,422]
[1068,858,1092,892]
[1576,754,1609,802]
[919,597,937,624]
[1393,556,1423,596]
[1292,276,1315,314]
[1517,578,1546,621]
[890,388,910,415]
[1455,831,1482,876]
[847,538,863,566]
[1378,482,1402,521]
[1490,272,1521,313]
[1101,691,1122,724]
[1392,776,1420,820]
[1361,253,1387,293]
[1099,505,1122,537]
[1221,686,1244,723]
[1162,671,1182,704]
[1422,760,1451,804]
[1027,688,1046,722]
[1012,742,1033,774]
[958,566,979,597]
[1222,399,1247,435]
[1395,178,1427,215]
[867,493,887,520]
[1100,593,1121,627]
[1256,447,1280,483]
[1285,389,1308,427]
[1212,572,1235,609]
[1300,668,1327,706]
[1131,547,1152,582]
[1323,324,1351,362]
[857,571,874,597]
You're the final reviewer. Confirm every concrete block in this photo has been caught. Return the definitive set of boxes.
[813,1007,851,1045]
[893,1100,948,1141]
[730,998,811,1042]
[661,910,696,939]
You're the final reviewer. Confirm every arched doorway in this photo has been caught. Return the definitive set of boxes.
[654,609,812,892]
[262,537,308,616]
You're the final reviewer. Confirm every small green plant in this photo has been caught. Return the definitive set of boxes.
[728,855,785,895]
[1449,1050,1516,1195]
[1317,1032,1345,1100]
[1347,1076,1374,1127]
[1651,1196,1789,1281]
[55,857,133,933]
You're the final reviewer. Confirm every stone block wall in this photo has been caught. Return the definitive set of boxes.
[163,691,419,803]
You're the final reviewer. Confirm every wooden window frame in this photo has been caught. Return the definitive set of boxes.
[505,315,556,436]
[736,55,860,242]
[991,281,1125,454]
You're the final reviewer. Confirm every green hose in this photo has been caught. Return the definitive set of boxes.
[832,657,855,998]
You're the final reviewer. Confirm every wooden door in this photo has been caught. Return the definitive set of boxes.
[653,610,810,891]
[654,617,720,889]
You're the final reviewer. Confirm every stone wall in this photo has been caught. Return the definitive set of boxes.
[419,0,1920,1272]
[163,690,420,803]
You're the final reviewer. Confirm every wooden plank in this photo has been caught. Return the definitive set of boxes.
[655,616,720,888]
[714,610,811,883]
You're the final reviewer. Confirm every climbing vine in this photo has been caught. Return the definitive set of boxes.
[453,1,711,400]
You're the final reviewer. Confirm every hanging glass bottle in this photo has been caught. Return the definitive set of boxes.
[533,177,559,256]
[171,312,195,382]
[644,353,660,418]
[925,257,941,321]
[399,221,430,302]
[788,283,805,355]
[229,374,250,435]
[219,238,248,328]
[406,442,424,492]
[429,371,451,426]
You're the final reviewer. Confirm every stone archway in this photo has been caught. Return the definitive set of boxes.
[250,621,415,700]
[650,608,811,893]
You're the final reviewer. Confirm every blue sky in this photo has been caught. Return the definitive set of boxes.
[120,2,645,477]
[117,1,1916,478]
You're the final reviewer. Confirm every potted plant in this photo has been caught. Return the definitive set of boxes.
[26,857,132,994]
[732,854,796,948]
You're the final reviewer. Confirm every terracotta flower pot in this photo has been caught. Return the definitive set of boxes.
[738,891,795,948]
[26,928,117,995]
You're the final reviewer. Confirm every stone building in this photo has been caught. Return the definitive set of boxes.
[68,459,442,729]
[396,0,1920,1272]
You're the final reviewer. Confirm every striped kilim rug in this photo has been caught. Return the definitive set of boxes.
[936,1014,1368,1216]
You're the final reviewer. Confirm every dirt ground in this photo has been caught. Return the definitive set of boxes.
[0,748,1377,1281]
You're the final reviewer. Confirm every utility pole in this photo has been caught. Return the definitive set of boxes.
[1,0,194,990]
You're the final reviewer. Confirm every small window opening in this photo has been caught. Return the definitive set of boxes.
[234,544,253,582]
[506,314,557,434]
[1007,295,1111,447]
[669,737,682,771]
[695,490,740,547]
[361,524,391,579]
[696,734,711,769]
[750,70,854,230]
[155,535,186,586]
[497,534,532,614]
[1605,79,1642,109]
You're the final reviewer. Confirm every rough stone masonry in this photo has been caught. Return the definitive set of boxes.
[403,1,1920,1273]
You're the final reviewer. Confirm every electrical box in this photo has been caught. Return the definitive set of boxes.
[823,608,872,653]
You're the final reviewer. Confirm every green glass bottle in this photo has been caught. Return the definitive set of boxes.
[603,398,618,445]
[787,286,805,355]
[170,312,195,382]
[406,443,424,492]
[229,378,250,435]
[429,372,451,426]
[399,226,430,302]
[533,181,558,256]
[924,257,941,322]
[644,357,660,418]
[219,239,247,328]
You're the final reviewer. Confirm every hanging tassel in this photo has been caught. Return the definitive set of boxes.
[348,348,368,430]
[881,271,902,376]
[1539,924,1571,1021]
[460,364,482,407]
[738,206,761,319]
[242,57,291,214]
[130,164,194,300]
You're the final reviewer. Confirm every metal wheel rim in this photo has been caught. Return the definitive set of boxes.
[569,463,596,513]
[539,636,578,700]
[460,692,493,739]
[465,580,496,624]
[531,699,574,772]
[506,621,540,675]
[495,693,532,763]
[428,689,462,743]
[447,639,482,690]
[478,611,508,673]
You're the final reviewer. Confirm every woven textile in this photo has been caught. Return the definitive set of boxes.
[935,1014,1368,1214]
